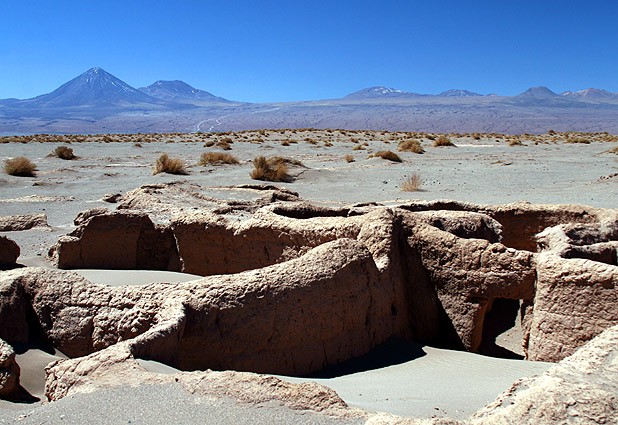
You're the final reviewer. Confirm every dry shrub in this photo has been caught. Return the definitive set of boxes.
[604,146,618,154]
[281,140,291,146]
[508,139,523,146]
[216,138,233,150]
[198,152,239,165]
[344,154,355,163]
[268,156,304,167]
[433,135,455,147]
[398,139,424,154]
[250,156,292,182]
[53,145,76,160]
[368,150,403,162]
[153,154,188,175]
[204,141,215,147]
[565,137,591,144]
[352,144,365,151]
[4,157,36,176]
[401,173,422,192]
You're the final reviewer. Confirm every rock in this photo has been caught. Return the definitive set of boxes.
[0,213,48,231]
[4,238,390,375]
[401,200,602,251]
[0,274,29,345]
[177,238,385,374]
[101,193,121,203]
[73,208,109,225]
[3,195,618,419]
[412,210,502,243]
[45,199,617,362]
[49,211,179,270]
[52,202,371,276]
[116,182,300,222]
[536,219,618,265]
[483,202,600,252]
[0,267,166,357]
[0,338,20,398]
[45,343,356,420]
[401,211,535,352]
[170,206,363,276]
[473,324,618,424]
[525,252,617,362]
[117,182,223,220]
[0,235,19,265]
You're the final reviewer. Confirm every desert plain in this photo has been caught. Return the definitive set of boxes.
[0,129,617,424]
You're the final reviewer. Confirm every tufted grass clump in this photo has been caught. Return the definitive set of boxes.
[433,135,455,147]
[198,152,239,165]
[368,150,402,162]
[216,137,233,150]
[267,156,304,167]
[398,139,424,154]
[53,145,76,160]
[4,157,37,176]
[250,156,292,182]
[401,173,422,192]
[565,137,591,144]
[153,154,188,175]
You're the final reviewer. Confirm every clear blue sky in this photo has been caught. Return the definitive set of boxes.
[1,0,617,102]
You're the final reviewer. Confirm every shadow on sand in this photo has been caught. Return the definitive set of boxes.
[306,337,426,379]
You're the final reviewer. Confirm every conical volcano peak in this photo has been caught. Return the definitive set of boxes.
[25,67,159,107]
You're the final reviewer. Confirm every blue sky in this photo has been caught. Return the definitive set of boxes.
[1,1,617,102]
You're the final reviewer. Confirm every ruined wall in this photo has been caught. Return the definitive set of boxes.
[0,198,615,402]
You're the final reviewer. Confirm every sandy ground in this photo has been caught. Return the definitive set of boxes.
[0,130,615,422]
[0,383,364,425]
[280,344,552,420]
[0,335,552,422]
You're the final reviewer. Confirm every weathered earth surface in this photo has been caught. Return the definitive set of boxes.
[0,236,19,266]
[44,342,358,418]
[44,185,617,363]
[525,215,618,361]
[0,214,48,232]
[0,339,19,398]
[0,182,616,423]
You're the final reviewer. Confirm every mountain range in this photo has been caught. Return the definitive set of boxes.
[138,80,231,105]
[1,67,617,134]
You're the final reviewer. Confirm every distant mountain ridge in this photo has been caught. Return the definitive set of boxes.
[437,89,483,97]
[139,80,231,104]
[345,87,486,98]
[561,88,618,102]
[344,86,424,99]
[1,67,618,134]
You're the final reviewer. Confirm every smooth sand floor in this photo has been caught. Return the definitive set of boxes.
[279,344,552,420]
